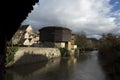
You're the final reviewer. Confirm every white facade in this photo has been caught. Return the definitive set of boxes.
[24,32,29,39]
[26,25,33,33]
[61,42,65,48]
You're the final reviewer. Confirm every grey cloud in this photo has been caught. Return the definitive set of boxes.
[22,0,120,39]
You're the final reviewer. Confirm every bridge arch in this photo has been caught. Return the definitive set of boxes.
[0,0,39,79]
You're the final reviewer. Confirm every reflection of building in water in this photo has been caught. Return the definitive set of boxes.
[5,58,61,80]
[67,57,77,66]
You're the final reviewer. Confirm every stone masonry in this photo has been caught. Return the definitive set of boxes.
[6,47,61,67]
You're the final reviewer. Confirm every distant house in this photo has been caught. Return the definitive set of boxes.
[12,24,39,46]
[70,34,77,50]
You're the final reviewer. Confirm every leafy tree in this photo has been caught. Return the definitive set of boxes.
[75,31,87,50]
[75,31,98,51]
[99,33,120,53]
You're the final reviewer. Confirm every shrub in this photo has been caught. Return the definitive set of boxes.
[6,46,18,64]
[59,48,70,57]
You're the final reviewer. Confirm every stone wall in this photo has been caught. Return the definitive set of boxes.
[6,47,61,67]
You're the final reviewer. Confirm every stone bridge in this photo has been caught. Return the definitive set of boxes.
[0,0,39,79]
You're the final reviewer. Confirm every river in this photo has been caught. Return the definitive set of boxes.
[4,50,108,80]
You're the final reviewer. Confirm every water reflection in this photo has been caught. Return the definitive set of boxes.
[5,51,106,80]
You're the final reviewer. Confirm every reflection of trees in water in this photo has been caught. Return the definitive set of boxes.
[76,52,91,62]
[47,57,77,80]
[98,52,120,80]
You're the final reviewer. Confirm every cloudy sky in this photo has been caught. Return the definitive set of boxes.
[22,0,120,39]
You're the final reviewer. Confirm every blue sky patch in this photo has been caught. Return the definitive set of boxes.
[110,0,120,12]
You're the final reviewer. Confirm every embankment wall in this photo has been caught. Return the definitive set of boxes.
[6,47,61,67]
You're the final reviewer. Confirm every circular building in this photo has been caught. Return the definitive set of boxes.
[39,26,72,42]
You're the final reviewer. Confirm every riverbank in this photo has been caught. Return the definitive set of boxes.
[6,47,61,68]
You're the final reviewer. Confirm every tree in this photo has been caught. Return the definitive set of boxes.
[99,33,120,53]
[75,31,87,51]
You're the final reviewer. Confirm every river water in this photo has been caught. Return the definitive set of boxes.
[4,51,107,80]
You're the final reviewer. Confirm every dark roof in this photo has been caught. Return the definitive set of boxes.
[39,26,71,31]
[19,25,30,30]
